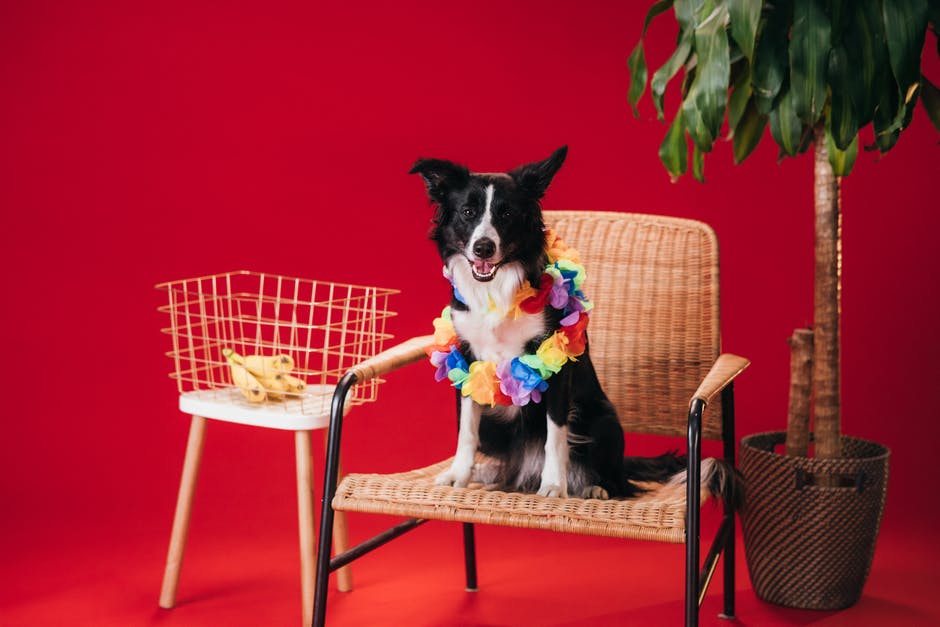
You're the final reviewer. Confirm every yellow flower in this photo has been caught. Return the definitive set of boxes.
[462,361,499,406]
[507,284,538,319]
[535,334,570,374]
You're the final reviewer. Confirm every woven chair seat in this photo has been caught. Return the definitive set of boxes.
[334,455,703,543]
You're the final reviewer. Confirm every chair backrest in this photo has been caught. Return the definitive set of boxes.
[545,211,723,441]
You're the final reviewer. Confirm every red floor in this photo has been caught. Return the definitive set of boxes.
[2,502,938,627]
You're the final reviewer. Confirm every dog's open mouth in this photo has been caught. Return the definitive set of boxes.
[469,258,500,282]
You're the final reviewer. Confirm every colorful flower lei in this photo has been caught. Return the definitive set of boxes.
[426,229,593,407]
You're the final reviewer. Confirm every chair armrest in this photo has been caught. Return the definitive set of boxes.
[349,334,435,384]
[691,353,750,406]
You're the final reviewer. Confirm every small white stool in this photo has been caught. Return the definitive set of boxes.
[158,385,352,626]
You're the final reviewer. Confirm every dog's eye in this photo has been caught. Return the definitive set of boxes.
[498,207,512,219]
[462,205,478,218]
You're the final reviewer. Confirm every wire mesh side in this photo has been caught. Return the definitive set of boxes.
[157,271,398,413]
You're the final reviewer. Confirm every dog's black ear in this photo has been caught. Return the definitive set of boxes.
[409,158,470,203]
[509,145,567,200]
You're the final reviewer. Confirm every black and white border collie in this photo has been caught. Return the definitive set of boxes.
[410,146,727,500]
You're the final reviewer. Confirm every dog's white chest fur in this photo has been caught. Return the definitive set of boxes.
[447,259,545,363]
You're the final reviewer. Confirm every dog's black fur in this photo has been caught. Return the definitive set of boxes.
[411,147,733,501]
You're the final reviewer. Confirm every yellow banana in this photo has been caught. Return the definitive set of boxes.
[222,348,302,402]
[221,347,245,365]
[243,353,294,377]
[256,372,290,400]
[222,348,266,402]
[280,373,307,394]
[230,363,266,403]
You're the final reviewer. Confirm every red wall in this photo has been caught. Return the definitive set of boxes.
[2,1,938,545]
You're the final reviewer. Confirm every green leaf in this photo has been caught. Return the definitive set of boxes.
[651,31,693,121]
[882,0,929,94]
[769,84,804,158]
[674,0,706,30]
[727,60,752,134]
[627,1,675,118]
[752,0,793,114]
[841,0,888,127]
[871,78,901,152]
[727,0,761,61]
[830,0,848,43]
[902,82,921,129]
[871,74,921,153]
[827,45,858,150]
[627,41,647,118]
[692,142,705,182]
[659,107,689,181]
[921,75,940,133]
[930,3,940,57]
[733,97,769,164]
[643,0,675,33]
[789,0,831,125]
[681,5,730,151]
[826,127,858,177]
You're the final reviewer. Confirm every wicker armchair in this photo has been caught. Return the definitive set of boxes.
[312,211,749,626]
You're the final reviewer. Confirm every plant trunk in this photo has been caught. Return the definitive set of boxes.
[785,328,814,457]
[812,126,842,461]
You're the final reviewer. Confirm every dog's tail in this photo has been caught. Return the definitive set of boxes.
[624,452,743,509]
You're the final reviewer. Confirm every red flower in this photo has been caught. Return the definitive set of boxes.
[559,312,590,355]
[493,387,513,406]
[520,273,554,314]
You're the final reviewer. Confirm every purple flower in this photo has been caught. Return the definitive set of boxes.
[548,275,570,309]
[430,349,449,381]
[431,346,468,385]
[497,358,549,406]
[559,298,585,326]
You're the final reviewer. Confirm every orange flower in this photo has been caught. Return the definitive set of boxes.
[545,228,581,264]
[462,361,501,406]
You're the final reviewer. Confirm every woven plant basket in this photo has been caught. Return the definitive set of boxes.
[739,431,890,610]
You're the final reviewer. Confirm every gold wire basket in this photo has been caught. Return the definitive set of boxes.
[157,271,398,419]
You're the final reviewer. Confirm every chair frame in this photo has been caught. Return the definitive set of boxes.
[311,213,748,626]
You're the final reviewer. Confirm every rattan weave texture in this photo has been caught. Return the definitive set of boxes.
[545,211,722,440]
[740,432,890,609]
[335,212,728,542]
[334,456,690,542]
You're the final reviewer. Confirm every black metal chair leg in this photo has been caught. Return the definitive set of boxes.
[721,513,736,619]
[685,398,704,627]
[313,372,357,627]
[463,523,478,591]
[720,384,737,619]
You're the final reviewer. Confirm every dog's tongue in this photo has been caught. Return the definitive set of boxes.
[473,260,494,275]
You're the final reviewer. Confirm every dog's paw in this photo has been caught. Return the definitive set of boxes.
[536,483,567,498]
[435,466,471,488]
[583,485,610,500]
[471,461,501,485]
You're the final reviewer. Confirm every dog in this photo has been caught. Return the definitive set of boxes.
[411,146,735,501]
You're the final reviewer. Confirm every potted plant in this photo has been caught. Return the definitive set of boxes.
[627,0,938,610]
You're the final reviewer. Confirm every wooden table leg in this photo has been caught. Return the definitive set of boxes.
[159,415,207,609]
[295,430,316,627]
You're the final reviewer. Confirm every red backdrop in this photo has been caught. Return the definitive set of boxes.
[2,0,938,603]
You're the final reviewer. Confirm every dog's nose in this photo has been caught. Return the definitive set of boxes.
[472,238,496,260]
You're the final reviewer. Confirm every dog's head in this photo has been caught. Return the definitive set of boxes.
[410,146,567,283]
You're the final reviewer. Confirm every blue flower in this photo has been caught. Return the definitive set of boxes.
[444,347,469,388]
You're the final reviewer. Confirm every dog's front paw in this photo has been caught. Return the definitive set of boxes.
[435,465,472,488]
[471,461,501,486]
[583,485,610,500]
[537,483,567,498]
